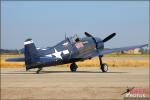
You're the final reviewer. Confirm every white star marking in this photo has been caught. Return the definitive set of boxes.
[45,49,69,59]
[52,48,62,59]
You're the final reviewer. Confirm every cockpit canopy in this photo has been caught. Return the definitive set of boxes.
[68,34,81,43]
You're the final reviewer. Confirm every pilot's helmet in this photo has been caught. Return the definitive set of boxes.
[75,38,80,42]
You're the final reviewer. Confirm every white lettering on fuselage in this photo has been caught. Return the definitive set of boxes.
[42,48,47,50]
[45,54,52,57]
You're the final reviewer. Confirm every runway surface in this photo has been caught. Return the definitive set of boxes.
[1,67,149,99]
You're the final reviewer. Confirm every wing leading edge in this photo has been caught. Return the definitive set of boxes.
[100,44,148,55]
[74,44,148,59]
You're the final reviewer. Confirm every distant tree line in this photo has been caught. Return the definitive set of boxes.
[0,48,24,54]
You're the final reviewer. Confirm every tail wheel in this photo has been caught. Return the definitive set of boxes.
[101,63,108,72]
[70,63,78,72]
[36,67,43,74]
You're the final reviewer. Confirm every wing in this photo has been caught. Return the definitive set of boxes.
[6,57,25,62]
[100,44,148,55]
[72,50,98,60]
[73,44,148,59]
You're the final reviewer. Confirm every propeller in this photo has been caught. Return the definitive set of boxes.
[84,32,98,48]
[102,33,116,42]
[84,32,116,70]
[84,32,93,37]
[84,32,116,54]
[84,32,116,45]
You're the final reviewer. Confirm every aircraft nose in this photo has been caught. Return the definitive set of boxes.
[97,41,104,50]
[94,37,104,50]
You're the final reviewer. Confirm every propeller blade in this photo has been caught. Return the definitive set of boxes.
[84,32,98,48]
[84,32,93,37]
[102,33,116,42]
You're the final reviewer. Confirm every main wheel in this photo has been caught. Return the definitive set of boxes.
[101,63,108,72]
[70,63,78,72]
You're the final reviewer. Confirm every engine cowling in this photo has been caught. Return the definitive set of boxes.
[94,37,104,51]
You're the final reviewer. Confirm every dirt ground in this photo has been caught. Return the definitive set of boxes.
[1,67,149,100]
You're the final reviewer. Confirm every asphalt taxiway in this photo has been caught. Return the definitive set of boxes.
[1,67,149,99]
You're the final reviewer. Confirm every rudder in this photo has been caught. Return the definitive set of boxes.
[24,38,39,70]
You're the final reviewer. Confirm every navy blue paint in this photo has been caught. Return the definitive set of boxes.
[6,34,148,70]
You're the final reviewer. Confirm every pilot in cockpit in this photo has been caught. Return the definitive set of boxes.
[69,34,81,43]
[75,37,80,42]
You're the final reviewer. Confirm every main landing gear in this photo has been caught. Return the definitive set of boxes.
[70,63,78,72]
[69,56,108,72]
[99,56,108,72]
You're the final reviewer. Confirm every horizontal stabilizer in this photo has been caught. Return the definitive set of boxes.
[6,57,25,62]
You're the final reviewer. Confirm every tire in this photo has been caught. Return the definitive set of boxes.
[36,70,40,74]
[101,63,108,72]
[70,63,78,72]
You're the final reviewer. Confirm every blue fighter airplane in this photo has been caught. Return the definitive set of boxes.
[6,32,148,74]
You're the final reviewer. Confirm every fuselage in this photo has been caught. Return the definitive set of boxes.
[31,36,104,68]
[6,32,147,72]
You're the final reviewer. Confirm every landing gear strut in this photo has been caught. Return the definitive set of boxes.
[70,63,78,72]
[36,67,43,74]
[99,56,108,72]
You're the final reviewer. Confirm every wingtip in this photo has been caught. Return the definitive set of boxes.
[144,44,148,47]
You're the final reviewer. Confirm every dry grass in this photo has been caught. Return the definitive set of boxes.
[0,54,149,68]
[1,60,24,68]
[1,54,24,68]
[77,58,149,67]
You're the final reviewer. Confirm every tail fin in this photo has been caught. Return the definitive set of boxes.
[24,38,39,70]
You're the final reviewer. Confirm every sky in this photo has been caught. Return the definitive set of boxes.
[1,1,149,49]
